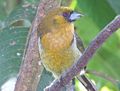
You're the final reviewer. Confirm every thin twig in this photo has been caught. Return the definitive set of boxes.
[86,70,119,85]
[45,16,120,91]
[14,0,61,91]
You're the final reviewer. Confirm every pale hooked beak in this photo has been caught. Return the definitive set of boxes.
[69,11,83,22]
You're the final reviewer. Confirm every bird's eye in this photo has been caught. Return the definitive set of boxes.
[63,11,74,19]
[63,12,69,17]
[63,11,74,17]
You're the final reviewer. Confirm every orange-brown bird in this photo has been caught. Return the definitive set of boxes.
[38,7,95,90]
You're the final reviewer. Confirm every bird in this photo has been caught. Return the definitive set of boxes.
[38,6,95,91]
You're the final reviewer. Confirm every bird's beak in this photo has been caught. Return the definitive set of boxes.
[69,12,83,22]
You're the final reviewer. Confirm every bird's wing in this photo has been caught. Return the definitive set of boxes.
[75,31,97,91]
[75,32,85,53]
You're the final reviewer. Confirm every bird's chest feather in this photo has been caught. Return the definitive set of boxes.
[41,26,74,51]
[39,27,81,77]
[40,45,80,77]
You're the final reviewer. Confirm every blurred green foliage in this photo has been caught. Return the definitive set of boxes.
[75,0,120,91]
[0,0,120,91]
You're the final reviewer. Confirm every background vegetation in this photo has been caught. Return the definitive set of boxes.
[0,0,120,91]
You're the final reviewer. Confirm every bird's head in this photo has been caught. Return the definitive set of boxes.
[59,7,83,22]
[40,7,83,32]
[46,7,83,25]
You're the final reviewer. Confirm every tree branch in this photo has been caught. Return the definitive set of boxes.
[45,16,120,91]
[14,0,61,91]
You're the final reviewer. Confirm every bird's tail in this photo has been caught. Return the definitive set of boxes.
[65,75,97,91]
[76,75,97,91]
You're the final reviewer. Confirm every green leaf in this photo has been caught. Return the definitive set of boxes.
[0,0,8,20]
[0,0,19,21]
[0,2,38,88]
[0,27,29,86]
[4,4,37,28]
[37,69,54,91]
[37,69,66,91]
[76,0,116,29]
[107,0,120,14]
